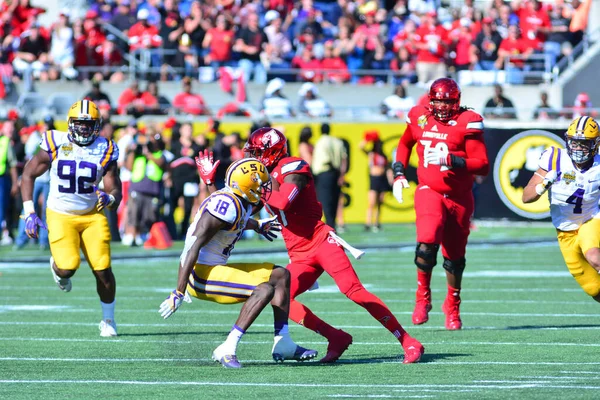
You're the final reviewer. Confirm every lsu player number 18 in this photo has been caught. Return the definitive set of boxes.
[159,158,317,368]
[20,100,122,337]
[523,116,600,302]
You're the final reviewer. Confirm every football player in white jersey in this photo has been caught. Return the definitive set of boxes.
[523,116,600,302]
[20,100,122,336]
[159,158,318,368]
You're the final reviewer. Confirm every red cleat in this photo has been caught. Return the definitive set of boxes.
[442,297,462,330]
[401,336,424,364]
[319,330,353,363]
[412,300,432,325]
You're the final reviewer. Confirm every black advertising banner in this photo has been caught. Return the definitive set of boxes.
[475,128,566,220]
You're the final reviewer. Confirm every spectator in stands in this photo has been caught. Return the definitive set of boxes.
[298,126,314,165]
[545,3,571,68]
[146,81,170,115]
[291,44,322,82]
[172,77,210,115]
[320,40,350,83]
[360,132,390,233]
[233,12,267,83]
[483,84,517,119]
[261,77,294,118]
[414,11,447,85]
[262,10,292,75]
[117,81,158,117]
[471,17,502,71]
[569,0,592,46]
[448,18,475,72]
[0,121,18,245]
[564,92,597,119]
[82,11,107,64]
[128,9,163,69]
[48,11,77,80]
[12,23,48,82]
[353,8,382,74]
[494,5,518,39]
[90,0,116,22]
[93,34,124,82]
[183,0,208,62]
[202,15,235,69]
[380,85,415,119]
[169,122,200,239]
[496,25,533,85]
[111,0,136,36]
[298,9,324,42]
[138,0,162,27]
[159,0,184,77]
[516,0,550,47]
[298,82,332,118]
[533,91,559,120]
[84,80,112,106]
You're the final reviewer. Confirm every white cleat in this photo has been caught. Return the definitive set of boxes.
[99,319,118,337]
[272,335,318,363]
[50,257,71,292]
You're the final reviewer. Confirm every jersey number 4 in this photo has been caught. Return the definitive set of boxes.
[57,160,97,194]
[566,188,585,214]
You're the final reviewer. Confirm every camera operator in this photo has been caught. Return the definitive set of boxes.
[123,129,168,246]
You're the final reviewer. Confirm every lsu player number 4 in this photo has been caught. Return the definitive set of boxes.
[523,116,600,302]
[20,100,122,337]
[158,158,317,368]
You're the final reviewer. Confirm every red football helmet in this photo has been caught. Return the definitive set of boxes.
[244,127,288,169]
[429,78,461,122]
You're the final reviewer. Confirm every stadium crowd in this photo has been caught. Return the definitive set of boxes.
[0,0,593,87]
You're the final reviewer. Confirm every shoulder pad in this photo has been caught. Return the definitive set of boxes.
[278,157,311,177]
[406,105,429,125]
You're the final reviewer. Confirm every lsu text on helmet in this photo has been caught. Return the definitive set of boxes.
[225,158,272,204]
[67,100,101,146]
[429,78,461,122]
[565,115,600,165]
[244,127,288,169]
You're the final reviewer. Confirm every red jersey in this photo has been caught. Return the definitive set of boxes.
[395,105,488,196]
[415,24,447,63]
[266,156,332,258]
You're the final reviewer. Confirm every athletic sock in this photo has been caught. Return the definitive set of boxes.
[224,324,245,354]
[274,322,289,337]
[289,300,339,339]
[416,270,432,300]
[100,300,115,321]
[447,284,461,303]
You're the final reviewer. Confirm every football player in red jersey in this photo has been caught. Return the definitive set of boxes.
[392,77,489,330]
[237,127,424,364]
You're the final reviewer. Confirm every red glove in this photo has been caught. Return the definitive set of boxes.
[195,149,221,185]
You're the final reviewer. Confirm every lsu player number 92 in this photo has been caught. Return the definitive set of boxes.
[20,100,123,337]
[523,116,600,302]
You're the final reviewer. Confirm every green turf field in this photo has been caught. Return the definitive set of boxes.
[1,223,599,399]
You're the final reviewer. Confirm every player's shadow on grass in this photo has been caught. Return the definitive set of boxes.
[315,352,467,366]
[118,330,271,337]
[503,323,600,330]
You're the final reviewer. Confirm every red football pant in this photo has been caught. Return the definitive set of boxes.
[287,237,407,342]
[414,187,474,260]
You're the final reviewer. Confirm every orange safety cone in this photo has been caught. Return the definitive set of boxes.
[145,221,173,250]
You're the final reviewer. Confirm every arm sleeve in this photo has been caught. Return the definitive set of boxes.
[266,182,301,212]
[394,123,416,167]
[464,134,490,176]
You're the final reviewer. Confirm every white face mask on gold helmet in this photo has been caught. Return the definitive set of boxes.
[565,116,600,165]
[67,100,102,146]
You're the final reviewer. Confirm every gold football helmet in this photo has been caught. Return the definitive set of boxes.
[67,100,101,146]
[565,116,600,164]
[225,158,271,204]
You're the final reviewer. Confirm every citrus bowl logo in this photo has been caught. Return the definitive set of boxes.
[494,130,565,219]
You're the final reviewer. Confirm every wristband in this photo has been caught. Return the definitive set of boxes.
[107,194,116,208]
[23,200,35,215]
[535,183,547,196]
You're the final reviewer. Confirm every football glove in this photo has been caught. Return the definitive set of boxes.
[22,213,47,239]
[424,148,466,169]
[392,176,409,204]
[94,186,115,212]
[195,149,221,185]
[159,290,192,319]
[536,170,559,195]
[256,215,282,242]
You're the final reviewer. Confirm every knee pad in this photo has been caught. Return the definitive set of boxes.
[414,243,439,272]
[442,257,466,275]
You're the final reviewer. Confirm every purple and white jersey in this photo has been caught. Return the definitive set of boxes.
[41,130,119,215]
[539,146,600,231]
[182,189,252,266]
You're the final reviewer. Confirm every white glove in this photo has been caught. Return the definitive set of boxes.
[536,170,559,195]
[159,290,192,319]
[424,147,451,168]
[256,215,282,241]
[392,176,410,204]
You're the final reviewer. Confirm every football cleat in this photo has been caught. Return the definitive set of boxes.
[412,300,432,325]
[212,344,242,368]
[272,335,318,363]
[319,329,353,363]
[442,298,462,330]
[401,336,425,364]
[50,257,72,292]
[99,319,118,337]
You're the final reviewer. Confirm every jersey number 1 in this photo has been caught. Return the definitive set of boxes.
[566,188,584,214]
